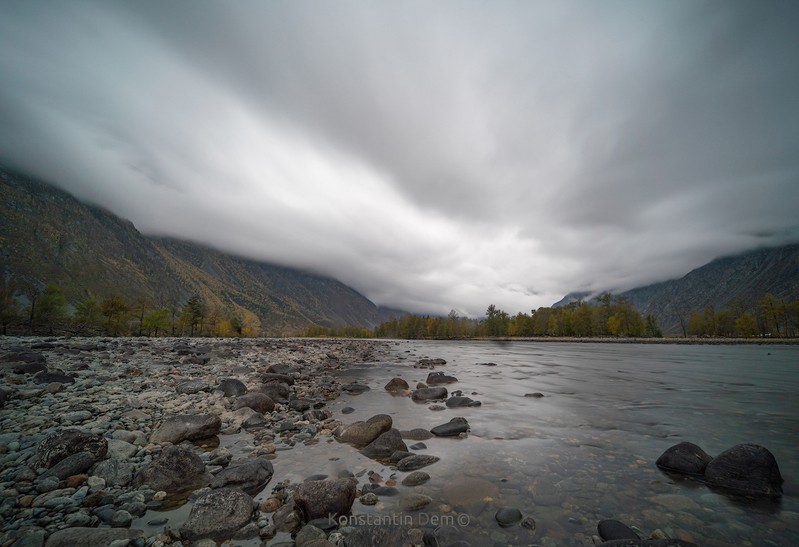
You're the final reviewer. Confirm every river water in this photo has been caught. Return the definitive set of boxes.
[309,341,798,547]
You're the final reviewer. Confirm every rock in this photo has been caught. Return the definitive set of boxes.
[265,363,293,375]
[524,392,544,398]
[106,439,138,460]
[426,371,458,385]
[255,381,291,403]
[35,429,108,469]
[12,362,48,374]
[293,477,357,520]
[44,528,144,547]
[360,492,378,505]
[91,458,135,487]
[416,358,447,367]
[261,372,295,385]
[341,407,355,414]
[295,524,327,546]
[655,442,713,476]
[398,493,431,511]
[334,414,392,446]
[400,428,433,440]
[211,457,274,495]
[446,395,481,408]
[175,380,211,394]
[33,371,75,384]
[289,398,311,412]
[360,428,408,460]
[180,487,254,541]
[401,471,430,486]
[232,392,275,414]
[384,377,410,392]
[598,519,640,540]
[397,454,440,471]
[704,443,783,497]
[42,451,97,480]
[150,414,221,444]
[431,417,469,437]
[133,444,211,493]
[341,383,370,394]
[111,509,133,527]
[495,506,523,527]
[272,498,303,533]
[0,387,7,408]
[218,378,248,397]
[411,386,448,402]
[344,526,414,547]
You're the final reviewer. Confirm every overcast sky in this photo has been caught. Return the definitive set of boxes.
[1,1,798,316]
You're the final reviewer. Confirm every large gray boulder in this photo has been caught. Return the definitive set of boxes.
[35,429,108,469]
[211,457,274,495]
[704,443,783,497]
[232,392,275,414]
[150,414,221,444]
[334,414,392,447]
[360,428,408,460]
[293,478,357,520]
[411,387,448,402]
[180,488,254,541]
[132,445,211,493]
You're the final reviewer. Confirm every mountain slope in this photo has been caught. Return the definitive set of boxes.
[0,168,386,334]
[619,244,799,333]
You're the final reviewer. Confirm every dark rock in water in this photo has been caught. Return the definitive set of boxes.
[524,392,544,398]
[598,519,640,540]
[431,417,469,437]
[334,414,392,446]
[362,484,399,497]
[35,429,108,469]
[293,477,357,520]
[360,428,408,460]
[232,392,275,414]
[416,358,447,367]
[410,442,427,450]
[446,396,481,408]
[211,457,274,495]
[11,362,47,374]
[271,498,302,533]
[656,442,713,476]
[218,378,247,397]
[477,362,498,366]
[401,471,430,486]
[261,372,295,385]
[427,371,458,385]
[294,524,326,545]
[341,383,370,394]
[400,428,433,440]
[133,444,211,493]
[384,377,409,392]
[344,525,413,547]
[398,493,431,511]
[397,454,440,471]
[175,380,210,394]
[341,407,355,414]
[495,506,523,527]
[411,386,448,402]
[34,370,74,384]
[255,381,291,403]
[150,413,221,444]
[42,451,97,480]
[180,488,254,541]
[44,527,144,547]
[704,443,783,497]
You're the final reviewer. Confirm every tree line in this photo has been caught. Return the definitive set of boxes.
[0,280,260,337]
[685,293,799,338]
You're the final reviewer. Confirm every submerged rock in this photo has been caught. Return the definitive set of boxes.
[426,371,458,385]
[293,477,357,520]
[180,487,254,541]
[704,443,783,497]
[431,417,469,437]
[384,377,409,392]
[411,386,448,402]
[598,519,640,540]
[360,428,408,460]
[656,442,713,476]
[211,457,274,495]
[334,414,392,446]
[133,445,211,493]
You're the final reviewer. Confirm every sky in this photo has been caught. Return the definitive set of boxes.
[1,1,798,317]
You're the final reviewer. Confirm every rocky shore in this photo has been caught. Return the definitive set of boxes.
[0,336,751,546]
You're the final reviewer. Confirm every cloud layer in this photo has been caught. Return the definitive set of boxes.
[2,1,798,316]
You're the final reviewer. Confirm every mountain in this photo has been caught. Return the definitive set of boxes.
[618,245,799,333]
[0,168,392,334]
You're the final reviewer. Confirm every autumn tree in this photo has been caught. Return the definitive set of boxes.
[180,295,207,336]
[72,298,103,335]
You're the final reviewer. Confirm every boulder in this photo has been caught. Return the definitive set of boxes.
[262,372,295,385]
[175,380,211,394]
[598,519,640,541]
[255,381,291,403]
[294,477,357,520]
[411,387,448,402]
[34,371,75,384]
[265,363,293,375]
[211,457,274,495]
[495,506,523,527]
[150,414,221,444]
[42,451,97,480]
[656,442,713,476]
[426,371,458,385]
[704,443,783,497]
[431,417,469,437]
[232,392,275,414]
[360,429,408,460]
[91,458,135,487]
[133,444,211,493]
[180,487,254,541]
[446,396,481,408]
[396,454,440,471]
[218,378,247,397]
[35,429,108,469]
[384,377,409,392]
[334,414,392,446]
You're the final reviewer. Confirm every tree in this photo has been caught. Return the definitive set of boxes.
[644,314,662,338]
[759,294,785,336]
[0,274,20,335]
[73,298,103,335]
[142,308,170,337]
[180,295,207,336]
[100,296,130,336]
[35,284,67,334]
[734,312,758,337]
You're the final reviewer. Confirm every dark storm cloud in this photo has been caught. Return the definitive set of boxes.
[1,1,798,316]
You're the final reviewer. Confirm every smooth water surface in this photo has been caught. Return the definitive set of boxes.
[317,341,797,546]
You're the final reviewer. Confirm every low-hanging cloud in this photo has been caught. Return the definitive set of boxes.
[1,1,798,317]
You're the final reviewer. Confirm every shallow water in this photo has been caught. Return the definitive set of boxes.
[322,341,798,546]
[137,341,799,546]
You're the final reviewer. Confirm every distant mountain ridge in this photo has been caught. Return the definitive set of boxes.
[0,168,396,334]
[557,244,799,334]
